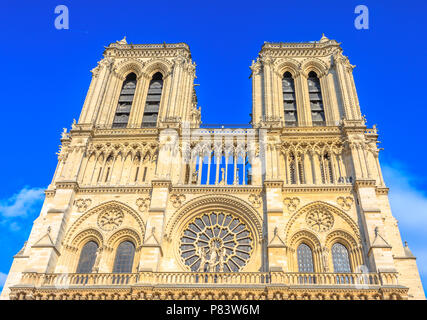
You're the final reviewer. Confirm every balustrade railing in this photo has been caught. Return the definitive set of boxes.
[18,271,399,288]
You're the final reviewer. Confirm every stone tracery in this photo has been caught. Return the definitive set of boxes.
[180,211,253,272]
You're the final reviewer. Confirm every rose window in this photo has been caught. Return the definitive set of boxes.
[305,208,334,232]
[97,208,124,231]
[179,212,253,272]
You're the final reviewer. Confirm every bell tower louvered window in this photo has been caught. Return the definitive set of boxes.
[282,72,298,126]
[307,71,325,126]
[112,73,137,128]
[142,72,163,127]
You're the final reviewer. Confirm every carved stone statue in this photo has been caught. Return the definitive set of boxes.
[191,169,198,184]
[197,247,207,272]
[92,247,103,273]
[218,247,225,272]
[321,247,329,272]
[219,168,225,185]
[208,247,218,272]
[61,128,68,139]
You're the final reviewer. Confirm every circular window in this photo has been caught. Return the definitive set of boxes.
[179,212,253,272]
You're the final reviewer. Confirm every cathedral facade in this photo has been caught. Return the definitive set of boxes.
[1,35,424,300]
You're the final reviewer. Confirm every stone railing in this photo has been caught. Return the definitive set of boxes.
[18,271,399,288]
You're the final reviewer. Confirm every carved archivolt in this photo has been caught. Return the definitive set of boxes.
[144,58,173,78]
[274,58,301,77]
[288,229,321,250]
[284,201,361,245]
[301,57,329,77]
[74,199,92,213]
[337,196,353,211]
[63,201,146,246]
[164,194,263,242]
[283,197,300,212]
[70,228,103,249]
[114,59,144,79]
[106,228,142,249]
[325,229,358,248]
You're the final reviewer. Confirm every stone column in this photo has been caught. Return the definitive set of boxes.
[264,180,286,272]
[138,180,170,271]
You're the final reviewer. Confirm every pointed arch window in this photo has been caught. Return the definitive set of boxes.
[76,241,98,273]
[297,243,314,272]
[113,241,135,273]
[307,71,325,126]
[113,73,137,128]
[282,72,298,126]
[332,243,351,273]
[142,72,163,127]
[289,152,297,184]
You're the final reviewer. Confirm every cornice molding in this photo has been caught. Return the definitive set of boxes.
[172,185,263,194]
[282,185,353,193]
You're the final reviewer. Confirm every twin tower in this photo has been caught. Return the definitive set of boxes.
[1,35,424,300]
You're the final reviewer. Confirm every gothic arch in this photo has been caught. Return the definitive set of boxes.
[115,59,144,79]
[143,58,172,78]
[301,58,329,77]
[284,201,361,245]
[106,227,142,249]
[70,228,104,249]
[63,200,146,246]
[275,58,301,77]
[288,229,321,249]
[325,229,358,248]
[164,194,263,241]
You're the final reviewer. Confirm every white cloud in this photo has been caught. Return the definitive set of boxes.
[0,186,44,218]
[0,272,7,288]
[383,164,427,232]
[383,163,427,288]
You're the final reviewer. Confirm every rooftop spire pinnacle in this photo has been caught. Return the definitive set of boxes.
[319,33,329,43]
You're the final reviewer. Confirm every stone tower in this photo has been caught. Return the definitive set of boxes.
[1,35,424,300]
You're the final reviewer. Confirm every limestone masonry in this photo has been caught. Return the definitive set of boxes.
[1,35,424,300]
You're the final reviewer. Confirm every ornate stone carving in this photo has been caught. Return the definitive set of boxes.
[305,208,334,232]
[337,196,353,210]
[283,197,300,212]
[180,211,253,272]
[97,208,124,231]
[170,193,186,208]
[75,199,92,213]
[136,197,150,212]
[248,194,262,208]
[321,246,330,272]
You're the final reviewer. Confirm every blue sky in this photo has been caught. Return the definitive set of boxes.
[0,0,426,292]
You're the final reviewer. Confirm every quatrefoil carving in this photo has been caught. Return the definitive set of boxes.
[170,193,186,208]
[75,199,92,213]
[337,196,354,211]
[248,194,262,208]
[283,197,300,212]
[136,197,151,212]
